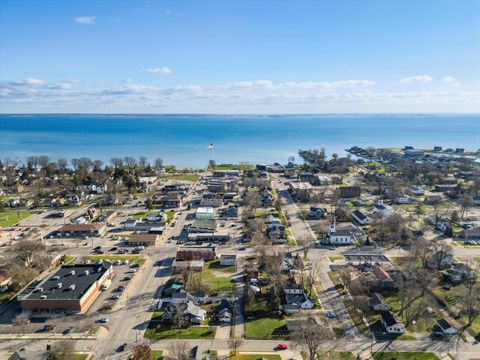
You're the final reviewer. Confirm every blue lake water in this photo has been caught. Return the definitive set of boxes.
[0,114,479,167]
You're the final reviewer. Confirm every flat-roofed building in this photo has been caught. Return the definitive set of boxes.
[56,223,106,238]
[128,233,159,246]
[17,262,113,313]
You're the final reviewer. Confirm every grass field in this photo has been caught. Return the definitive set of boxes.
[150,350,163,360]
[210,164,255,171]
[245,317,287,339]
[144,325,215,339]
[207,260,236,273]
[200,268,235,293]
[159,173,200,182]
[372,352,439,360]
[0,211,33,227]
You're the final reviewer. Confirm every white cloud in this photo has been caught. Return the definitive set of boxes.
[1,77,479,113]
[24,78,45,86]
[442,76,461,87]
[146,67,173,75]
[400,75,433,84]
[74,16,96,25]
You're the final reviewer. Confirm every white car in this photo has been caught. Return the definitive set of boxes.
[127,269,137,273]
[98,317,109,323]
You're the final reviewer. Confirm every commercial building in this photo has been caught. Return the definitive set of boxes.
[18,262,113,313]
[55,223,106,238]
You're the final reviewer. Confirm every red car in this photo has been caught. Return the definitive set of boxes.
[276,344,288,350]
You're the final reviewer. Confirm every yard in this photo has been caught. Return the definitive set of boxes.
[372,352,439,360]
[144,325,215,339]
[244,317,287,339]
[0,210,33,227]
[207,260,236,273]
[200,268,235,293]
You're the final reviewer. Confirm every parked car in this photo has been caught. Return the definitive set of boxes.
[276,344,288,350]
[110,247,118,251]
[326,311,337,319]
[117,343,127,352]
[97,317,109,323]
[62,327,73,335]
[110,294,119,300]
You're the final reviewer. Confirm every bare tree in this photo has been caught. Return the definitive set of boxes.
[154,157,163,171]
[51,340,75,360]
[459,195,474,220]
[12,240,46,267]
[132,341,151,360]
[228,337,245,359]
[166,341,190,360]
[305,264,321,298]
[293,321,334,360]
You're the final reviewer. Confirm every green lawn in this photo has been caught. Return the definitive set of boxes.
[329,256,343,262]
[201,268,235,293]
[211,164,255,171]
[372,352,439,360]
[320,352,356,360]
[233,354,281,360]
[144,325,215,339]
[244,317,287,339]
[151,350,163,360]
[0,211,33,227]
[0,292,12,305]
[159,174,200,182]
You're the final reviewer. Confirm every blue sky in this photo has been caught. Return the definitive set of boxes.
[1,0,479,113]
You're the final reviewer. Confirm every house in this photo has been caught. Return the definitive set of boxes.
[380,311,405,334]
[267,221,287,243]
[66,194,83,205]
[288,182,312,202]
[339,186,361,198]
[395,195,415,205]
[373,200,391,216]
[370,293,390,311]
[309,207,327,219]
[282,282,314,313]
[437,319,457,336]
[409,186,425,196]
[217,307,232,324]
[128,233,158,246]
[124,218,137,231]
[162,301,206,324]
[219,254,236,266]
[352,209,371,225]
[326,224,354,245]
[146,212,166,222]
[424,195,443,205]
[172,260,205,274]
[189,219,216,233]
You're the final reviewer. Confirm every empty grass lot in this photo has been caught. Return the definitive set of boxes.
[0,211,33,227]
[144,325,215,339]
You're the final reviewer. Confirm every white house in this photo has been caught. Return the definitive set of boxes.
[437,319,457,336]
[409,186,425,196]
[373,200,391,216]
[394,195,415,205]
[326,224,354,245]
[124,218,137,231]
[283,283,314,313]
[380,311,405,334]
[352,209,371,225]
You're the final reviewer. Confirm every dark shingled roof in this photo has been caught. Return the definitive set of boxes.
[353,209,367,221]
[380,311,399,326]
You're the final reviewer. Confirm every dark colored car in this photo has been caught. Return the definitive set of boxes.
[43,325,56,332]
[117,343,127,352]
